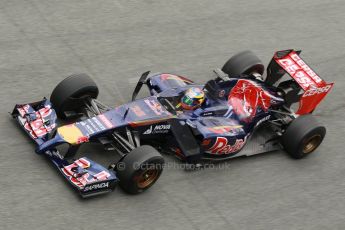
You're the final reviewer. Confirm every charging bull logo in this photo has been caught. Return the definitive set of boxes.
[228,80,271,122]
[206,137,246,155]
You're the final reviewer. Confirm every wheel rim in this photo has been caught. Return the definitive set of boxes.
[302,134,322,154]
[136,169,159,189]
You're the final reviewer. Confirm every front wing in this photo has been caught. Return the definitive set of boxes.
[12,99,118,198]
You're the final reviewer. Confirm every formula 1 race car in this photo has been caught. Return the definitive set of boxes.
[12,49,333,197]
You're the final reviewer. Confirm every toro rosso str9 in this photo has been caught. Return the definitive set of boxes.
[12,49,333,197]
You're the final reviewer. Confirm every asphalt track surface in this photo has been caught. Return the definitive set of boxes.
[1,0,345,229]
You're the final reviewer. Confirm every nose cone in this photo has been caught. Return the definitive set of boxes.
[57,124,89,145]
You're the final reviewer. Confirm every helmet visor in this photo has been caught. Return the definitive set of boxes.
[182,95,194,106]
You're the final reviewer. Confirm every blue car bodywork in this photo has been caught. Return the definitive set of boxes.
[11,49,333,197]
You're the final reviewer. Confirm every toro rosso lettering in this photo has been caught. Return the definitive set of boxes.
[131,105,146,117]
[98,114,114,129]
[144,99,166,115]
[207,137,246,155]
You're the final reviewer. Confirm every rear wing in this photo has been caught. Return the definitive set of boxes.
[265,49,334,115]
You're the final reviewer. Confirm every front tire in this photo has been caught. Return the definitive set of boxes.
[50,73,99,119]
[282,115,326,159]
[116,145,164,194]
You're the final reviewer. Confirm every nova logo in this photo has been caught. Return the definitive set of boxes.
[84,182,109,192]
[154,124,170,130]
[143,125,171,135]
[143,126,153,135]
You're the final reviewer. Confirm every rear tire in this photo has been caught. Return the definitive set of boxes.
[116,145,164,194]
[50,73,99,119]
[282,115,326,159]
[222,50,264,78]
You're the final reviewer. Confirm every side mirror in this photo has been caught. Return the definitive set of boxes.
[131,71,150,101]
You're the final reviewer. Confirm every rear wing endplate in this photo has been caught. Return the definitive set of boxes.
[265,49,334,115]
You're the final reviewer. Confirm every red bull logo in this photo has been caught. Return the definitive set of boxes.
[207,137,246,155]
[228,79,271,122]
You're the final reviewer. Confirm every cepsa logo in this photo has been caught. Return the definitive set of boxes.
[206,137,246,155]
[84,182,109,192]
[303,84,332,97]
[277,53,323,90]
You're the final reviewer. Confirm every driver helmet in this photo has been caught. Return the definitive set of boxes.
[181,87,205,110]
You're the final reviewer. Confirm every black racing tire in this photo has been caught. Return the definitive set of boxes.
[282,115,326,159]
[221,50,265,77]
[116,145,164,194]
[50,73,99,119]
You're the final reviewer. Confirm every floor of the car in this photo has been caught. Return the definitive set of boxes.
[238,124,281,157]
